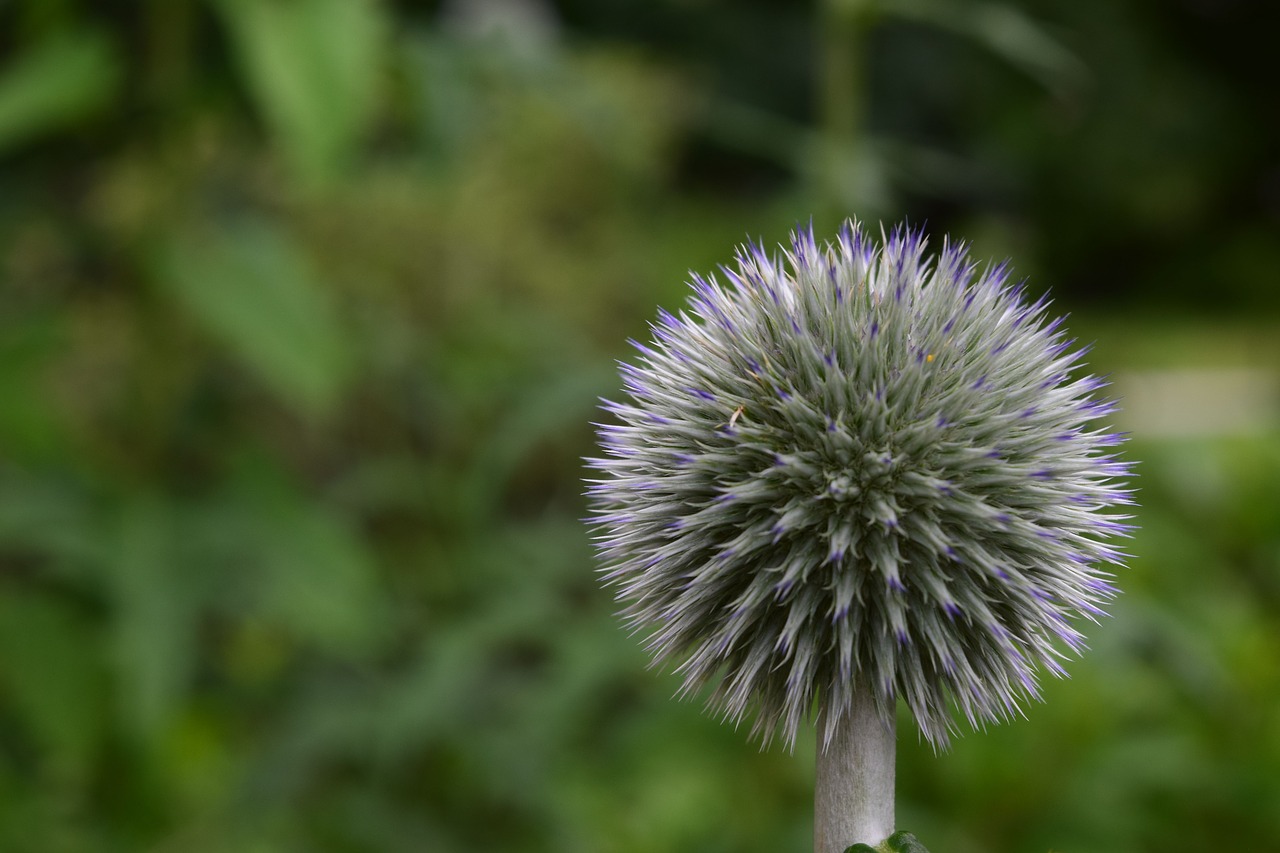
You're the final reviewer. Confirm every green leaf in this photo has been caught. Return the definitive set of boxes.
[0,28,120,154]
[842,830,932,853]
[0,316,67,460]
[0,469,97,570]
[153,221,353,418]
[458,361,616,523]
[885,830,932,853]
[254,499,386,655]
[224,460,389,657]
[890,0,1086,96]
[216,0,385,188]
[105,495,199,736]
[0,590,108,769]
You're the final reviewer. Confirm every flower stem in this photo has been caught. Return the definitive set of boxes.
[815,684,896,853]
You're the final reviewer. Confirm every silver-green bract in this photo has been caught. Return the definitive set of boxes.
[587,220,1133,749]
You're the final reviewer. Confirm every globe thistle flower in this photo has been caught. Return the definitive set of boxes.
[586,220,1133,753]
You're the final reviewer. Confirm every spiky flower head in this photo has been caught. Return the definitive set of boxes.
[586,220,1133,749]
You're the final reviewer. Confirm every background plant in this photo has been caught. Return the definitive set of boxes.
[0,1,1277,852]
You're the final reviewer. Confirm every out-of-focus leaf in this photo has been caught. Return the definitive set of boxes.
[0,590,108,769]
[461,362,613,522]
[223,462,389,656]
[105,495,198,736]
[255,499,387,655]
[155,708,239,816]
[0,28,120,154]
[891,0,1087,96]
[369,523,578,762]
[0,469,99,579]
[216,0,385,188]
[402,32,481,158]
[0,317,66,459]
[153,222,353,418]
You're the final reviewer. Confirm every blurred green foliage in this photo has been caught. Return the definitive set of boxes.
[0,0,1277,851]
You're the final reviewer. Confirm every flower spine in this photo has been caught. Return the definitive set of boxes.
[587,220,1133,749]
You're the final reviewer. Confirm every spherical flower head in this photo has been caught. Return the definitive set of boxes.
[587,220,1134,749]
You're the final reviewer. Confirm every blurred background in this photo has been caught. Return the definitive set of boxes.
[0,0,1277,850]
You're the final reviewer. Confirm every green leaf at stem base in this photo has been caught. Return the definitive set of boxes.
[843,829,931,853]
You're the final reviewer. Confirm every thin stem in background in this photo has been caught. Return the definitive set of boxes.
[817,0,883,220]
